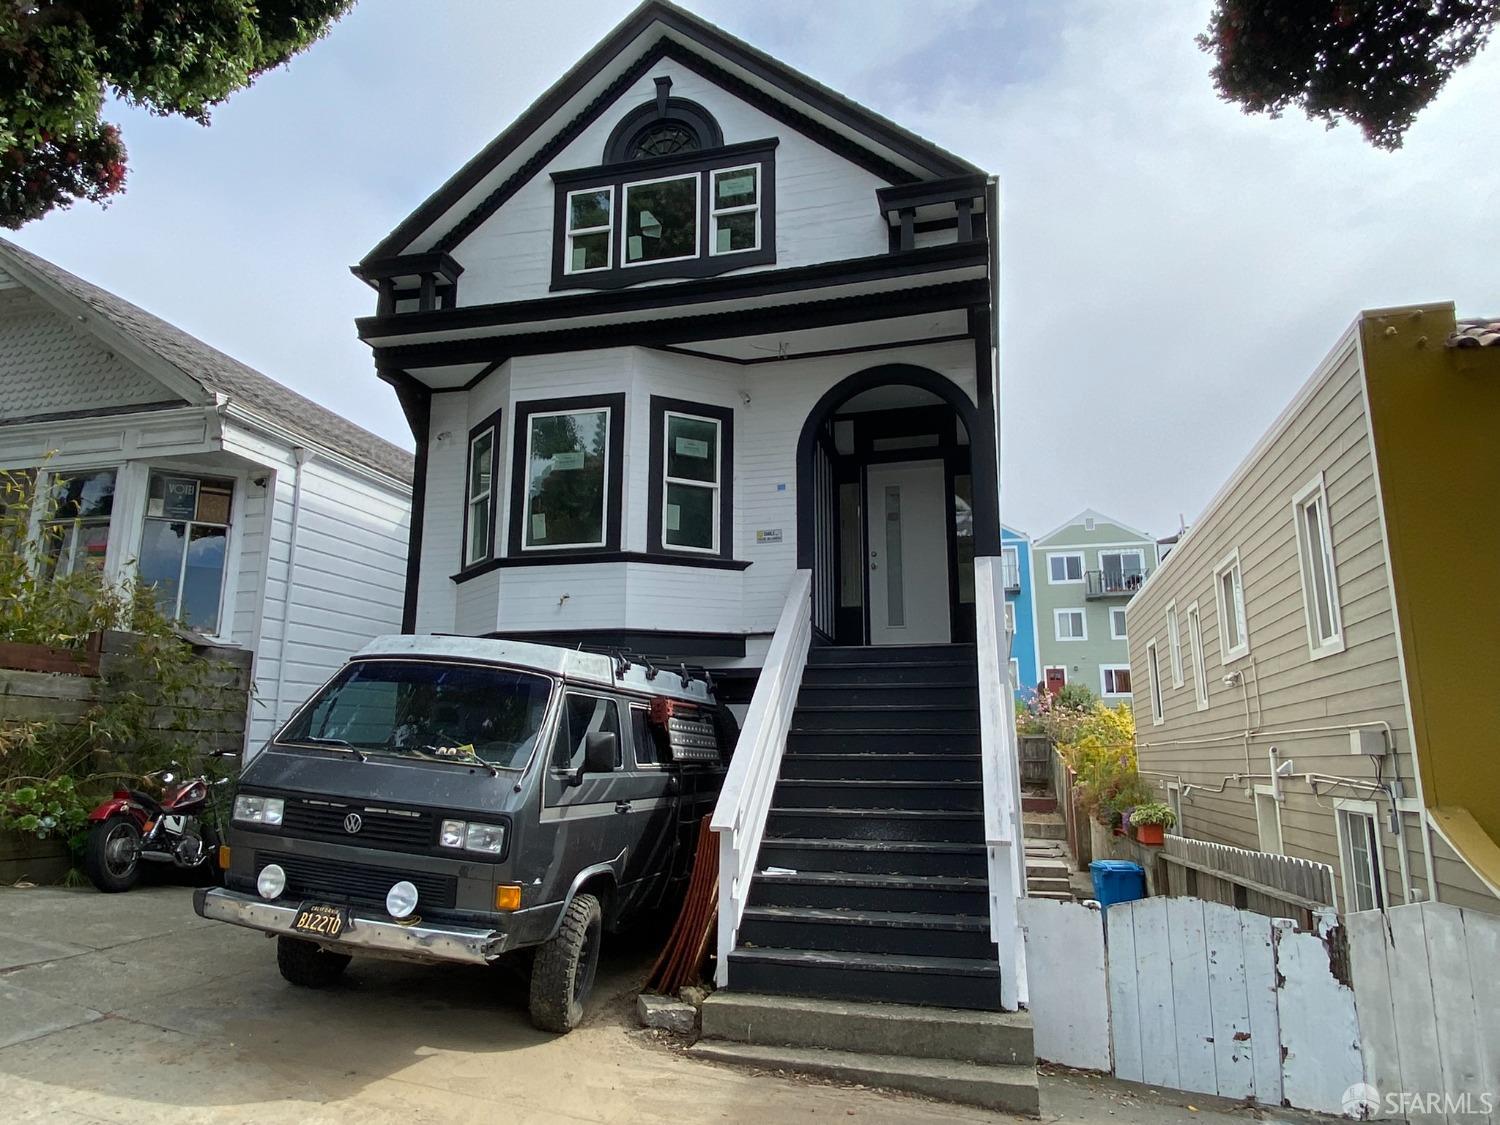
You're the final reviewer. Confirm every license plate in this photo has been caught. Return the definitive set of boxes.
[291,903,348,939]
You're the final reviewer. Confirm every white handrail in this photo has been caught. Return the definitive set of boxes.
[711,568,813,987]
[974,553,1028,1010]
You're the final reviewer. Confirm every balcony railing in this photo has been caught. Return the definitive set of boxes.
[1085,568,1150,599]
[1001,558,1021,592]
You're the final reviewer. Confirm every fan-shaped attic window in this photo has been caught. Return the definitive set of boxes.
[630,121,700,159]
[603,87,723,165]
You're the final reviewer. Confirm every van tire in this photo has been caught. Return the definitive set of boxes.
[277,936,351,988]
[529,892,602,1033]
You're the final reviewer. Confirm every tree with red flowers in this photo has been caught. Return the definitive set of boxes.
[0,1,355,228]
[1200,0,1499,150]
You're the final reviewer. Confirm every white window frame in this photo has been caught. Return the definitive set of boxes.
[621,171,701,268]
[465,425,496,567]
[1001,543,1021,589]
[563,186,613,275]
[1165,600,1183,687]
[138,471,236,636]
[1166,782,1184,836]
[707,163,761,257]
[1333,799,1386,913]
[1100,664,1132,698]
[1109,606,1128,640]
[1253,785,1283,854]
[1008,657,1020,690]
[1047,551,1085,585]
[521,406,612,552]
[1146,638,1164,725]
[1054,607,1087,642]
[1186,600,1209,711]
[1214,548,1251,662]
[1004,600,1016,635]
[661,410,721,555]
[1293,473,1345,659]
[1098,547,1145,586]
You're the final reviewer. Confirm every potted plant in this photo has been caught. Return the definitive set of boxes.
[1129,801,1176,846]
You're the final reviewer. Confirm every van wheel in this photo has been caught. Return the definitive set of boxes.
[528,893,602,1033]
[276,936,350,988]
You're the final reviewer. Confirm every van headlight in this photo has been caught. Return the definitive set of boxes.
[437,819,506,855]
[257,863,286,900]
[386,880,419,919]
[233,795,285,826]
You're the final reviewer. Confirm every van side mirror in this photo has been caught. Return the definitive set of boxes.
[583,731,618,775]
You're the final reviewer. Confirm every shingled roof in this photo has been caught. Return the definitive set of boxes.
[0,239,413,484]
[1448,318,1500,348]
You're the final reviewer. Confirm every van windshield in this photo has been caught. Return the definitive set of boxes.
[278,660,554,769]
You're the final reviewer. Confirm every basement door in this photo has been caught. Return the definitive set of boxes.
[865,460,951,645]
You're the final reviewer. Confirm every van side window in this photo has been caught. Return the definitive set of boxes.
[630,706,665,767]
[552,693,622,771]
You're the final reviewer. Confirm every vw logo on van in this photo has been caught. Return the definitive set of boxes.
[343,813,363,834]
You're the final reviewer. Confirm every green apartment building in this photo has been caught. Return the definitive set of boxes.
[1032,508,1159,701]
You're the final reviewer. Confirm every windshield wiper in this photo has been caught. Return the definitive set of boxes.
[284,736,367,762]
[402,744,501,778]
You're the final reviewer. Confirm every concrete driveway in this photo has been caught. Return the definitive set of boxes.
[0,886,1301,1125]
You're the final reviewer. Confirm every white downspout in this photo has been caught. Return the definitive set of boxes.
[270,447,310,728]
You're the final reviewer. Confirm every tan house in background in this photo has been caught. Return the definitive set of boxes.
[1126,303,1500,916]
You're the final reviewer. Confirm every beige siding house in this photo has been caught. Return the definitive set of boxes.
[1126,304,1500,916]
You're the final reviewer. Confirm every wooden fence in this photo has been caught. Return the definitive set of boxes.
[1159,835,1336,926]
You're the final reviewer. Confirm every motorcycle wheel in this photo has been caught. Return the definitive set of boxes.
[83,817,142,893]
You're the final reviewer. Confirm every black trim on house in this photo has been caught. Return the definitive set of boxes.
[357,242,985,341]
[646,395,734,559]
[458,408,503,574]
[359,0,981,265]
[875,174,988,216]
[379,368,432,634]
[550,140,777,291]
[487,627,750,660]
[506,393,627,558]
[453,549,751,583]
[353,252,464,286]
[603,93,723,162]
[654,331,972,368]
[373,279,988,371]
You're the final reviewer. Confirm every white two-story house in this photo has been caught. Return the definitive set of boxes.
[351,0,1031,1109]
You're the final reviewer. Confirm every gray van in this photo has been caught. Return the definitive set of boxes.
[195,635,731,1032]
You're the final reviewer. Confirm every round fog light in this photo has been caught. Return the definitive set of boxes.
[256,863,286,900]
[386,880,419,919]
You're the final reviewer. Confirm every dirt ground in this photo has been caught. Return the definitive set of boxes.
[0,885,1324,1124]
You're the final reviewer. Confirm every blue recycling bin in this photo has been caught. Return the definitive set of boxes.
[1090,859,1146,912]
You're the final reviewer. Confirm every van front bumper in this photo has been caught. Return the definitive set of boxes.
[193,887,510,966]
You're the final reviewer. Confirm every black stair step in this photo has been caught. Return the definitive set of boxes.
[748,869,989,914]
[756,837,988,878]
[726,946,1000,1011]
[766,807,984,844]
[801,661,978,688]
[791,705,978,732]
[810,645,976,665]
[787,729,981,755]
[739,905,997,960]
[773,779,983,812]
[797,684,977,709]
[779,753,982,783]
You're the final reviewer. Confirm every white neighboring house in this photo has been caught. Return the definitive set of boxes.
[0,240,414,750]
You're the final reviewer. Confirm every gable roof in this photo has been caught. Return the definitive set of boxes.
[1035,507,1156,546]
[0,240,413,484]
[363,0,982,265]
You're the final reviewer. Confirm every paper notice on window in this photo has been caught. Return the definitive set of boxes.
[571,247,589,272]
[718,173,754,200]
[531,513,546,540]
[627,235,644,260]
[716,225,732,253]
[675,437,709,459]
[147,498,164,517]
[552,451,585,471]
[665,504,681,532]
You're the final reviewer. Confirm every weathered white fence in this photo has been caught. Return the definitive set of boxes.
[1348,902,1500,1124]
[1018,898,1110,1070]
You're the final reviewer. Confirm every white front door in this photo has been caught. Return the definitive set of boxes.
[865,460,951,645]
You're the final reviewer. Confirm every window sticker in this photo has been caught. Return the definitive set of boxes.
[717,173,754,200]
[531,513,547,539]
[674,436,709,459]
[665,504,681,532]
[551,451,585,471]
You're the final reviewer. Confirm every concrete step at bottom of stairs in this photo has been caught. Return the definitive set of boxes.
[1021,811,1067,841]
[689,1041,1039,1116]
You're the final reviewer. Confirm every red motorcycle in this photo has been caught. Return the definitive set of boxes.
[82,753,235,893]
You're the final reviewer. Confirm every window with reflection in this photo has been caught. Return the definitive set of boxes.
[42,468,116,578]
[624,174,698,264]
[524,408,611,549]
[137,473,234,634]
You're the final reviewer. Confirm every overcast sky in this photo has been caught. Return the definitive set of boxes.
[11,1,1498,539]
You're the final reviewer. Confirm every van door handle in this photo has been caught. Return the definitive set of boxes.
[614,800,632,813]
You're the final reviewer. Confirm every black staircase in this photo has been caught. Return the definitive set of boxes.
[726,643,1001,1011]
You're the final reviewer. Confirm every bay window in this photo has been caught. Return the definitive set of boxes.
[624,174,698,264]
[137,473,234,634]
[463,413,501,568]
[648,396,733,559]
[710,165,759,255]
[510,395,625,555]
[565,188,613,274]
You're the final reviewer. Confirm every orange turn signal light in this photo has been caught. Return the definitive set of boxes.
[494,884,522,911]
[217,845,232,870]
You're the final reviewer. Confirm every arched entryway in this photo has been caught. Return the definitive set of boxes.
[796,364,992,646]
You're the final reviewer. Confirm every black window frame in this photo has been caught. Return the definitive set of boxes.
[508,393,627,558]
[460,409,503,573]
[550,138,778,292]
[647,395,734,561]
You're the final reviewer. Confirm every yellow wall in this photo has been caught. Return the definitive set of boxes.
[1360,305,1500,876]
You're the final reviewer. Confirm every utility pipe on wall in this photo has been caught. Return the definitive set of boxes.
[270,447,309,728]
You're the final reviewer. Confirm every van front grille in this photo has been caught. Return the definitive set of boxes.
[255,850,457,910]
[280,798,435,853]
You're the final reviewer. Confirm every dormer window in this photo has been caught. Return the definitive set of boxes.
[631,122,699,158]
[624,174,698,264]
